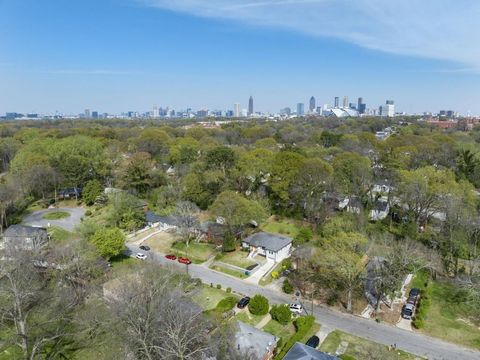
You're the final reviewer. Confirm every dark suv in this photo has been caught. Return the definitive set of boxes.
[409,288,421,298]
[306,335,320,348]
[237,296,250,309]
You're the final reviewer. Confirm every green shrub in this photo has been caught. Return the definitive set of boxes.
[271,271,279,279]
[281,258,293,270]
[216,296,237,312]
[270,304,292,325]
[216,284,222,289]
[282,279,294,294]
[85,210,92,216]
[294,227,313,244]
[340,355,356,360]
[226,287,232,293]
[327,292,339,306]
[248,295,269,315]
[222,230,236,252]
[412,284,432,329]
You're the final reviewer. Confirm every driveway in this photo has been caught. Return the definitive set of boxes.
[125,244,480,360]
[22,207,85,232]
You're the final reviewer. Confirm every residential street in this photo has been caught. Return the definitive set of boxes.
[22,207,85,232]
[126,244,480,360]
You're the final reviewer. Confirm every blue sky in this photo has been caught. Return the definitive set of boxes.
[1,0,479,115]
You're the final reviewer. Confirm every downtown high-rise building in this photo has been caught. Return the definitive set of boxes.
[343,96,349,108]
[334,97,339,108]
[309,96,316,112]
[357,97,366,114]
[84,109,91,118]
[297,103,305,116]
[234,103,241,117]
[248,96,254,115]
[380,100,395,117]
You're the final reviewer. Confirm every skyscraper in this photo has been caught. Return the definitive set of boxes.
[248,96,254,115]
[343,96,349,108]
[234,103,241,117]
[297,103,305,116]
[334,97,339,108]
[153,105,159,118]
[84,109,91,118]
[380,100,395,117]
[358,97,366,114]
[309,96,316,112]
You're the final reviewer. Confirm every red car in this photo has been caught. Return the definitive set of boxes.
[178,257,192,265]
[165,254,177,261]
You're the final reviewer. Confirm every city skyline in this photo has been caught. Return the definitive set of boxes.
[0,0,479,115]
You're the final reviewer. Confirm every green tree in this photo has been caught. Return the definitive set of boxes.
[270,304,291,325]
[107,192,146,231]
[90,227,126,260]
[205,146,237,175]
[314,232,368,312]
[248,295,269,315]
[332,152,372,198]
[118,152,165,194]
[169,137,200,165]
[270,151,305,207]
[282,279,294,294]
[82,179,103,205]
[222,230,236,252]
[210,191,268,226]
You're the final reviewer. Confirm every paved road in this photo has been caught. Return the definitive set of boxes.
[126,244,480,360]
[22,207,85,232]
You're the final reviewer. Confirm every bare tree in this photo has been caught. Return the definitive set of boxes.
[175,201,200,245]
[109,267,219,360]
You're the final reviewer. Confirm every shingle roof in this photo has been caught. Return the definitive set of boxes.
[242,232,292,252]
[235,321,276,359]
[283,342,340,360]
[4,225,47,238]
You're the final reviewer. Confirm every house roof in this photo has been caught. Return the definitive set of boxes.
[235,321,276,359]
[242,232,292,252]
[4,225,47,238]
[373,199,389,212]
[145,211,163,224]
[283,342,340,360]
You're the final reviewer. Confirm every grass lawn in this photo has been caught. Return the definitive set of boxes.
[236,311,267,327]
[109,254,141,276]
[261,216,303,238]
[412,273,480,350]
[142,231,178,253]
[215,250,257,269]
[193,285,237,311]
[171,242,215,263]
[48,226,74,243]
[320,330,423,360]
[210,264,248,279]
[262,320,296,340]
[299,322,321,344]
[42,211,71,220]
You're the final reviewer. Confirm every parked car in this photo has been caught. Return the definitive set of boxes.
[136,253,147,260]
[401,303,415,320]
[237,296,250,309]
[305,335,320,348]
[139,245,150,251]
[178,257,192,265]
[289,303,303,314]
[407,295,417,306]
[165,254,177,260]
[409,288,421,298]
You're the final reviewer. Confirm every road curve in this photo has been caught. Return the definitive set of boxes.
[126,244,480,360]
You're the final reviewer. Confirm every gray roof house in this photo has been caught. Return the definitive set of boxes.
[283,342,340,360]
[235,321,277,360]
[242,232,292,262]
[2,225,49,250]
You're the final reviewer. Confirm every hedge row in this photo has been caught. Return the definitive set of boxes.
[274,315,315,359]
[412,282,432,329]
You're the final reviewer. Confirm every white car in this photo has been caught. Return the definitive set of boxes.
[289,303,303,314]
[136,253,147,260]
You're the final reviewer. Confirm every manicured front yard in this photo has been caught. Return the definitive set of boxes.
[172,242,216,263]
[142,231,178,253]
[235,310,267,327]
[193,285,236,311]
[215,250,258,269]
[411,272,480,350]
[210,264,248,279]
[320,330,422,360]
[42,211,71,220]
[262,320,295,340]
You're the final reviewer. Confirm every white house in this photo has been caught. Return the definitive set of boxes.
[241,232,292,263]
[370,198,390,221]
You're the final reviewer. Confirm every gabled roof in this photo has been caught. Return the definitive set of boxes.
[145,211,163,224]
[4,225,47,238]
[242,232,292,252]
[283,342,340,360]
[235,321,276,359]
